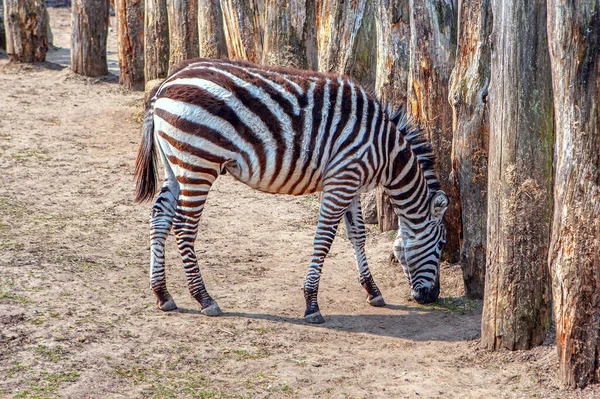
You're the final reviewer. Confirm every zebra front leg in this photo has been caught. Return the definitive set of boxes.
[344,197,385,307]
[304,190,354,324]
[173,194,222,316]
[150,184,178,311]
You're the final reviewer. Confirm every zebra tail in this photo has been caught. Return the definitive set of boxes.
[133,110,158,203]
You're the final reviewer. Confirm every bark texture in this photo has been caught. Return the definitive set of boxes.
[448,0,491,299]
[167,0,199,72]
[317,0,376,83]
[4,0,48,62]
[547,0,600,388]
[374,0,411,232]
[262,0,317,69]
[144,0,169,81]
[408,0,459,260]
[198,0,228,59]
[116,0,144,89]
[481,0,553,351]
[219,0,263,62]
[71,0,109,76]
[0,2,5,50]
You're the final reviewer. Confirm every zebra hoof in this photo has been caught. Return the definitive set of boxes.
[305,311,325,324]
[367,295,386,307]
[159,298,177,311]
[201,302,223,317]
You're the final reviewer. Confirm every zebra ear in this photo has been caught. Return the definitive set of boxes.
[430,190,449,221]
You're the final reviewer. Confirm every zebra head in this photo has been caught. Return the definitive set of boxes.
[393,190,448,304]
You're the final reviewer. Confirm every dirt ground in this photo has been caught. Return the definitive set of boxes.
[0,8,598,399]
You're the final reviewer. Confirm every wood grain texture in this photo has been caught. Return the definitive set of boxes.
[144,0,169,81]
[167,0,199,72]
[219,0,263,62]
[4,0,48,62]
[71,0,108,76]
[481,0,553,351]
[116,0,144,89]
[547,0,600,388]
[408,0,460,260]
[198,0,228,59]
[448,0,491,299]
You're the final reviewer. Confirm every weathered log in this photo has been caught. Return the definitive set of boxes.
[144,0,169,81]
[4,0,48,62]
[373,0,411,232]
[480,0,553,351]
[407,0,460,260]
[198,0,228,59]
[167,0,199,72]
[447,0,491,299]
[219,0,263,62]
[71,0,109,76]
[547,0,600,388]
[262,0,317,69]
[116,0,144,90]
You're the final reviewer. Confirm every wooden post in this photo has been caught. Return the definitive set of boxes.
[167,0,199,72]
[219,0,263,62]
[373,0,411,232]
[262,0,317,69]
[116,0,144,89]
[547,0,600,388]
[480,0,553,351]
[198,0,228,59]
[447,0,491,299]
[71,0,109,76]
[0,2,5,50]
[408,0,460,260]
[4,0,48,62]
[144,0,169,81]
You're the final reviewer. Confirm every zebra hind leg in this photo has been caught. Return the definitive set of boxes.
[344,197,385,307]
[173,182,222,316]
[150,182,179,311]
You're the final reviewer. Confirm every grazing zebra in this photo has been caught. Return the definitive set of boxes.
[134,58,448,324]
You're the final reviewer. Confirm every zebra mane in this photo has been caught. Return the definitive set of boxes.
[390,106,442,195]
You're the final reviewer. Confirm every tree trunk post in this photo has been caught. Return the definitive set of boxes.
[481,0,554,351]
[408,0,460,261]
[547,0,600,388]
[374,0,411,232]
[167,0,199,72]
[4,0,48,62]
[447,0,491,299]
[71,0,109,76]
[262,0,317,69]
[144,0,169,81]
[219,0,263,63]
[198,0,228,59]
[0,2,5,50]
[116,0,144,89]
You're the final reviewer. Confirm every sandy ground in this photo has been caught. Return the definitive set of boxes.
[0,8,598,399]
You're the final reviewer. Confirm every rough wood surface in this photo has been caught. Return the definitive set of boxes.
[71,0,109,76]
[408,0,459,260]
[481,0,553,351]
[167,0,199,72]
[198,0,228,59]
[447,0,490,299]
[116,0,144,89]
[219,0,263,62]
[144,0,169,81]
[262,0,317,69]
[4,0,48,62]
[547,0,600,388]
[373,0,410,232]
[0,2,6,50]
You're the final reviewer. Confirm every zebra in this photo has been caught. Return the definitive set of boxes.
[134,58,448,324]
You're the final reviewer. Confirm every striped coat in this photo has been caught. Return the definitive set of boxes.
[134,59,448,323]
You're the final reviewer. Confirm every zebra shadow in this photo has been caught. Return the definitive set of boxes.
[176,300,482,342]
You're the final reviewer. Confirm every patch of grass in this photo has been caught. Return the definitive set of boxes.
[0,279,30,304]
[33,344,67,362]
[229,349,270,362]
[14,370,80,398]
[428,297,481,314]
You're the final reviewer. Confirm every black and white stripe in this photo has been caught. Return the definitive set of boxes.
[134,59,449,323]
